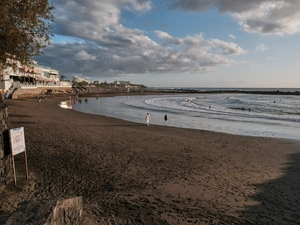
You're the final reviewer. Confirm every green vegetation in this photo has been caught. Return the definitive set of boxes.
[72,79,147,92]
[60,75,66,81]
[0,0,54,69]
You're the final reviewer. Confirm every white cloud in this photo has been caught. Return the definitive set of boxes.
[255,44,269,52]
[209,39,245,55]
[229,34,236,39]
[39,30,244,78]
[37,0,250,79]
[155,31,173,40]
[74,50,97,60]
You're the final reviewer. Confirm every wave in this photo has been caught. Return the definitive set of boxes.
[142,95,300,123]
[69,94,300,140]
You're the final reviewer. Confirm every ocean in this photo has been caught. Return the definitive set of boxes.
[60,88,300,140]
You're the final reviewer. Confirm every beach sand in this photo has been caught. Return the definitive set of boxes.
[1,93,300,224]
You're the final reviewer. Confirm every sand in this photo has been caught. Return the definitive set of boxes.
[1,93,300,224]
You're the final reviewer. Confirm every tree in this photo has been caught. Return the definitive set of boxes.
[60,75,66,81]
[93,80,100,86]
[0,0,54,68]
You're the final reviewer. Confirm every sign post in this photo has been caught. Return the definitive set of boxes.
[9,127,28,185]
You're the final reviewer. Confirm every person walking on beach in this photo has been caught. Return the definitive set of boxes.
[145,113,150,126]
[164,114,168,126]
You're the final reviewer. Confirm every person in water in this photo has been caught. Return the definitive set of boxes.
[164,114,168,126]
[145,113,150,126]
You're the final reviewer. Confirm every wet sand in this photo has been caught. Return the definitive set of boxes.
[1,93,300,224]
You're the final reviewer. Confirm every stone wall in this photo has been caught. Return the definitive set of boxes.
[0,99,13,187]
[11,87,72,99]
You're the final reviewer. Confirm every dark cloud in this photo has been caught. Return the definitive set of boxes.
[167,0,300,35]
[168,0,271,13]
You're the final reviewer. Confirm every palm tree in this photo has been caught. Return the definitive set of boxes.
[60,75,66,81]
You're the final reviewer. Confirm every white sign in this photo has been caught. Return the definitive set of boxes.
[10,127,26,156]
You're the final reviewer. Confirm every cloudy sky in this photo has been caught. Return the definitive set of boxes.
[36,0,300,88]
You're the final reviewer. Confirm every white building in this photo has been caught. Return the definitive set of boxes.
[72,76,89,83]
[0,59,72,98]
[113,80,131,86]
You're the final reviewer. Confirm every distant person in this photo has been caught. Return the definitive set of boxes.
[164,114,168,125]
[145,113,150,126]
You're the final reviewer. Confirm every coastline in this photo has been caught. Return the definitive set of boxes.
[145,87,300,95]
[70,91,300,141]
[1,92,300,224]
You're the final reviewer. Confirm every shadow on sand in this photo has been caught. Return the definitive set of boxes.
[241,151,300,224]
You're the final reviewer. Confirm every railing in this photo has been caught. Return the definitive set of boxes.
[20,83,72,88]
[20,84,37,89]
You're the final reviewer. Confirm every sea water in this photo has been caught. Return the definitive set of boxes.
[61,91,300,140]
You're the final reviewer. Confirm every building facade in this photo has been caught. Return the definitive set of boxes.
[0,60,72,98]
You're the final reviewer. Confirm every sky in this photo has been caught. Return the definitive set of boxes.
[35,0,300,88]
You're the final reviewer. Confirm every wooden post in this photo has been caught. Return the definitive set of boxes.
[11,154,17,185]
[24,151,28,179]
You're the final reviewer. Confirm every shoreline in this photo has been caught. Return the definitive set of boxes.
[69,91,300,141]
[1,93,300,224]
[144,88,300,95]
